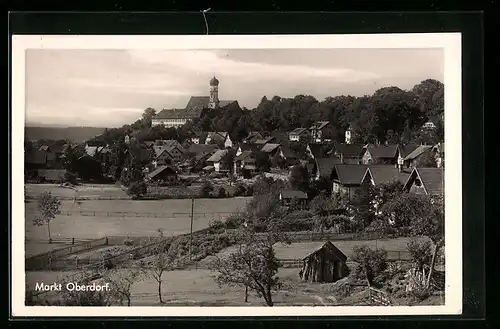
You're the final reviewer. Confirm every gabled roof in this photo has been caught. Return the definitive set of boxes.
[206,149,228,162]
[85,146,99,157]
[153,145,171,158]
[219,100,238,107]
[255,136,276,145]
[400,143,420,158]
[366,144,399,159]
[187,143,217,155]
[38,145,51,152]
[155,139,183,149]
[333,144,364,157]
[260,143,281,153]
[315,157,342,179]
[147,165,177,179]
[289,128,309,136]
[243,132,263,143]
[332,164,369,185]
[309,121,330,130]
[404,145,433,161]
[239,143,261,154]
[235,150,254,162]
[363,165,412,186]
[185,96,210,111]
[403,167,444,195]
[280,189,308,199]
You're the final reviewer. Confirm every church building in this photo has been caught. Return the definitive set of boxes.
[152,76,239,128]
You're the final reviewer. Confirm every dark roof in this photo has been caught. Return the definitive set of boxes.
[156,139,183,150]
[187,144,217,155]
[307,143,331,158]
[302,241,348,263]
[255,136,276,145]
[364,165,411,185]
[332,164,368,185]
[366,144,399,159]
[280,189,308,199]
[219,100,237,107]
[185,96,210,111]
[261,143,281,153]
[404,145,433,161]
[26,151,47,164]
[334,144,364,157]
[405,167,444,195]
[243,132,263,143]
[270,131,289,144]
[235,150,253,161]
[281,146,297,159]
[239,143,261,154]
[315,157,342,179]
[38,145,50,152]
[290,128,309,136]
[207,149,228,162]
[400,143,420,158]
[147,165,177,179]
[309,121,330,130]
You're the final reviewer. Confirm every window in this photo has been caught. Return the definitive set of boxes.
[414,179,421,187]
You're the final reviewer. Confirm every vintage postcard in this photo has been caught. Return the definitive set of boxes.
[11,33,461,317]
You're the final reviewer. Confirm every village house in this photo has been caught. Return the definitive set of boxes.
[146,165,178,184]
[260,143,282,159]
[234,150,258,178]
[361,144,400,165]
[288,128,310,143]
[306,143,332,160]
[331,164,369,200]
[296,241,349,283]
[206,149,229,173]
[270,131,289,145]
[279,189,308,207]
[280,146,299,167]
[309,121,333,143]
[403,144,435,168]
[242,131,264,144]
[432,142,445,168]
[152,76,239,128]
[236,143,261,157]
[403,167,444,196]
[329,143,364,164]
[25,151,48,181]
[362,165,412,187]
[152,146,173,167]
[254,136,277,145]
[36,169,67,183]
[312,157,342,181]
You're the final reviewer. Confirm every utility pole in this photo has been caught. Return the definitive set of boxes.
[189,197,194,260]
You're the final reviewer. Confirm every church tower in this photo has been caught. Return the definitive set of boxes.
[208,76,220,109]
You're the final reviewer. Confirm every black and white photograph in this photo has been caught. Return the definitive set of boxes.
[11,34,462,316]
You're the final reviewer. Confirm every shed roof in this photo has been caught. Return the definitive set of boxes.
[280,189,308,199]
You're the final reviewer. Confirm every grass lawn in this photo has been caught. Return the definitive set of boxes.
[273,237,430,261]
[25,243,69,258]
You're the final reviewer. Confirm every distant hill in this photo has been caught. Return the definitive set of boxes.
[25,126,106,143]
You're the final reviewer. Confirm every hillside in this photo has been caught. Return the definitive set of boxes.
[25,126,106,143]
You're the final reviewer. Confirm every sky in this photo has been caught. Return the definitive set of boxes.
[25,48,444,128]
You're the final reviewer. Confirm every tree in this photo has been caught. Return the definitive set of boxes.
[349,181,376,229]
[199,180,214,198]
[289,164,309,192]
[351,245,388,286]
[127,181,148,198]
[406,238,432,273]
[33,191,61,243]
[381,193,444,286]
[209,227,289,306]
[142,108,157,128]
[105,267,144,306]
[221,149,236,174]
[142,240,176,304]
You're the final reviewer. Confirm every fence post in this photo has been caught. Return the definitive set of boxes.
[72,237,75,245]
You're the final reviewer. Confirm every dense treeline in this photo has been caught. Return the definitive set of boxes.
[89,79,444,147]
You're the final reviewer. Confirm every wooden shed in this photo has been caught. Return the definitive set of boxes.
[299,241,349,283]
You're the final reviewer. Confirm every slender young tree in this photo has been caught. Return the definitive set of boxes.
[33,191,61,243]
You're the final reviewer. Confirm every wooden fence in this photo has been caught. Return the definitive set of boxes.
[59,210,244,219]
[25,237,109,271]
[368,286,392,306]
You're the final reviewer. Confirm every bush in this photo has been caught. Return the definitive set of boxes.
[365,219,396,238]
[127,181,148,198]
[225,214,245,229]
[351,245,388,286]
[208,219,226,234]
[199,180,214,198]
[279,210,315,231]
[216,187,227,198]
[406,238,432,271]
[233,183,247,197]
[63,171,78,185]
[123,237,134,246]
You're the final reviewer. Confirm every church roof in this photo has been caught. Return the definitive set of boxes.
[210,76,219,86]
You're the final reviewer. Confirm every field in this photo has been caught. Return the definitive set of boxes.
[25,184,128,199]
